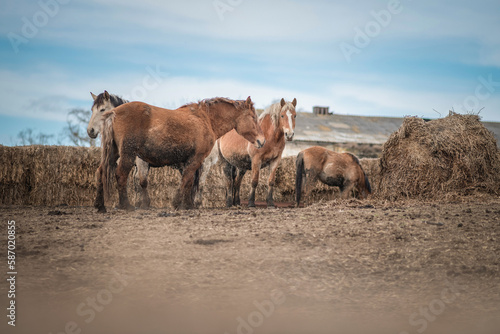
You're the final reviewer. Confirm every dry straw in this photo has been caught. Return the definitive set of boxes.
[378,112,500,200]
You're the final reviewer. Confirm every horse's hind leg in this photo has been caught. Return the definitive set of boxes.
[233,168,247,206]
[135,158,151,209]
[94,165,106,213]
[173,159,204,210]
[116,154,135,210]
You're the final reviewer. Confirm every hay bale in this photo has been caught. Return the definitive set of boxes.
[0,145,101,206]
[0,146,379,208]
[378,113,500,200]
[0,146,303,207]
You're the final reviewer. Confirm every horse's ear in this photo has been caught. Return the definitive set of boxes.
[104,90,110,100]
[90,92,97,101]
[280,98,286,107]
[292,98,297,107]
[246,96,252,106]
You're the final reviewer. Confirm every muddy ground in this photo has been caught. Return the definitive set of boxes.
[1,196,500,334]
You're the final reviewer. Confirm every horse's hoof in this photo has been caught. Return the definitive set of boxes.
[248,202,256,208]
[97,207,107,213]
[136,202,150,210]
[175,202,193,210]
[116,204,135,211]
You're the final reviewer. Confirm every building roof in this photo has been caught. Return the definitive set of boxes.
[294,112,500,146]
[294,112,403,144]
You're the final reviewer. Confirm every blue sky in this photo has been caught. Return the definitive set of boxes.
[1,0,499,145]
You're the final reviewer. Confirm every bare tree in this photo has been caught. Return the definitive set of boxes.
[16,128,55,146]
[15,108,97,146]
[63,108,97,147]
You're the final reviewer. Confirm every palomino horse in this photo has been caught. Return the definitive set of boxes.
[88,91,152,208]
[218,98,297,207]
[96,97,265,212]
[295,146,371,206]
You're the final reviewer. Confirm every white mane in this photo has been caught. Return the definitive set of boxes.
[259,100,296,127]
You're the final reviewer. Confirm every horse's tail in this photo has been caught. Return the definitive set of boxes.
[295,152,305,206]
[101,111,117,200]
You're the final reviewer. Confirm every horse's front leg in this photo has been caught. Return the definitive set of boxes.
[248,159,262,208]
[116,155,135,211]
[135,158,151,209]
[340,180,355,199]
[221,160,236,207]
[94,165,106,213]
[303,171,317,207]
[266,157,281,208]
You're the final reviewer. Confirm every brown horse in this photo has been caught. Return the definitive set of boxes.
[96,97,265,212]
[295,146,371,206]
[218,98,297,207]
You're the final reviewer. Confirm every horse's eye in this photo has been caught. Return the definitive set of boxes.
[294,115,296,118]
[281,115,284,118]
[100,108,105,112]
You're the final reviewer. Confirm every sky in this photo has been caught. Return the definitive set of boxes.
[1,0,499,145]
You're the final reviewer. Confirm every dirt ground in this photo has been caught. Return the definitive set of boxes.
[1,196,500,334]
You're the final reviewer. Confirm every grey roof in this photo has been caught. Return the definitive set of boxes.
[294,112,500,146]
[484,121,500,145]
[294,112,403,144]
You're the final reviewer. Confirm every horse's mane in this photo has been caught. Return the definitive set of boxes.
[345,152,362,167]
[92,92,129,109]
[181,97,253,111]
[260,100,296,127]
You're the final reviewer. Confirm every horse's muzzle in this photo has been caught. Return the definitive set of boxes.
[285,132,294,141]
[256,139,266,148]
[88,128,98,139]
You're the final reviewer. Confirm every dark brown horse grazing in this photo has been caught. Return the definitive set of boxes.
[218,98,297,207]
[96,97,265,212]
[295,146,371,206]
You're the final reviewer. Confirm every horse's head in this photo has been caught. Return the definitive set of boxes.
[88,91,115,138]
[278,98,297,141]
[235,96,266,149]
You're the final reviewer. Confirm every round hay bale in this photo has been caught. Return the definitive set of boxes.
[378,112,500,200]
